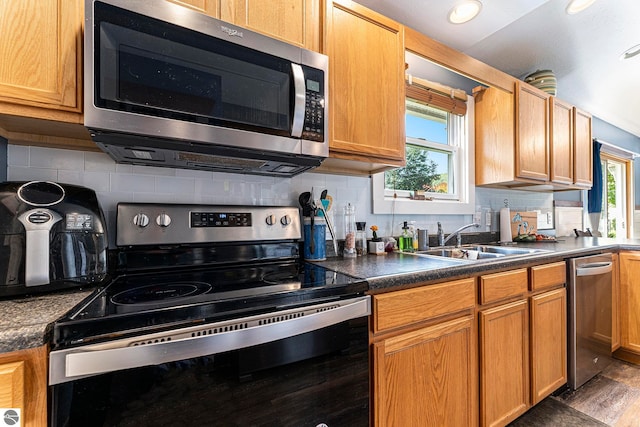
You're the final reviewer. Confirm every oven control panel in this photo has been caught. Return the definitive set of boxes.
[117,203,301,246]
[191,212,252,227]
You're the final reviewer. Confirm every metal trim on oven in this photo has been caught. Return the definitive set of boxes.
[49,295,371,385]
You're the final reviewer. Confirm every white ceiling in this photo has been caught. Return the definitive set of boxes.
[356,0,640,139]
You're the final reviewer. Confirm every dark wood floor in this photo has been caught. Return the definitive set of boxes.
[509,359,640,426]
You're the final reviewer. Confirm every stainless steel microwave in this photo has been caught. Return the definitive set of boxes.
[84,0,328,176]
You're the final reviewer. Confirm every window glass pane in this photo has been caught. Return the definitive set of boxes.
[385,143,453,194]
[405,100,447,143]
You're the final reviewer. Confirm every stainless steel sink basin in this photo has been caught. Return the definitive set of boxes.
[415,244,549,261]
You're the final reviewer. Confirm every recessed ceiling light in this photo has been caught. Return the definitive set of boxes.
[620,44,640,61]
[448,1,482,24]
[566,0,597,15]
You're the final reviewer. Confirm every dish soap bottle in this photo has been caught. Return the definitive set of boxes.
[398,221,414,252]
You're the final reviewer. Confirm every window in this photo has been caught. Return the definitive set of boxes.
[372,95,475,215]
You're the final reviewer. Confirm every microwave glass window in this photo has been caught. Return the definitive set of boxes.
[95,3,292,135]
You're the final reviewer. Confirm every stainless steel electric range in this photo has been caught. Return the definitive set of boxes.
[48,203,370,427]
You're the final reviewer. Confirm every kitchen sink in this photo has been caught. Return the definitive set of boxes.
[415,245,550,261]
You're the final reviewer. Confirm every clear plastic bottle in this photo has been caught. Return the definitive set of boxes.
[343,203,357,258]
[398,221,414,252]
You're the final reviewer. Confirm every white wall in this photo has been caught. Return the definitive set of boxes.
[7,144,553,246]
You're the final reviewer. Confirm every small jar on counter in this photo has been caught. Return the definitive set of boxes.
[343,203,357,258]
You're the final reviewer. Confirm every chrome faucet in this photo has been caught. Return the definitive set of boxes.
[439,222,480,247]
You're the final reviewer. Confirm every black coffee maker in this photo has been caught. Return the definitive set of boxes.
[0,181,108,298]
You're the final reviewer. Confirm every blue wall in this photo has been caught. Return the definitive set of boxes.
[592,117,640,207]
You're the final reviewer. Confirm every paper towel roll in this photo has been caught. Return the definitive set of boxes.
[500,207,512,242]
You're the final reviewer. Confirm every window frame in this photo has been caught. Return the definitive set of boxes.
[372,94,475,215]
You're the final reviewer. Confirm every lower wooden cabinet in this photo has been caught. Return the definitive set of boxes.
[479,299,530,427]
[0,345,48,427]
[373,315,477,426]
[530,287,567,405]
[619,251,640,354]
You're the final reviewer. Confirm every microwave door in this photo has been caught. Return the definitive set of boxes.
[97,21,294,137]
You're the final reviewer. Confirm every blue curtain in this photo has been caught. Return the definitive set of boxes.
[588,139,603,213]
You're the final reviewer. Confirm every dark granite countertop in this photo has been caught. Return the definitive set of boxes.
[0,289,94,353]
[2,237,639,354]
[316,237,638,292]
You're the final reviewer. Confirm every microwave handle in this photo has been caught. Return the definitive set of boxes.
[291,63,306,138]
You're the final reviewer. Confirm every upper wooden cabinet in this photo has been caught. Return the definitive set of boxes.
[0,346,48,427]
[516,82,550,182]
[573,107,593,187]
[550,98,593,188]
[219,0,323,51]
[319,0,405,175]
[169,1,322,51]
[475,81,549,187]
[475,81,592,190]
[0,0,83,123]
[167,0,219,17]
[550,97,574,185]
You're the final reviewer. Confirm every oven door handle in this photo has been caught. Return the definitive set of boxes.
[49,295,370,385]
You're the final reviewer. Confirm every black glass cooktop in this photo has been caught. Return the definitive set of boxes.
[49,261,367,349]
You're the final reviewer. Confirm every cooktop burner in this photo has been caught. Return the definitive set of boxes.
[111,282,213,305]
[50,261,367,349]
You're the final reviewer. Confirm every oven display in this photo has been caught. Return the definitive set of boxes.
[190,212,252,227]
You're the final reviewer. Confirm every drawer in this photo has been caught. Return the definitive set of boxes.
[480,268,528,304]
[373,278,476,333]
[530,262,566,291]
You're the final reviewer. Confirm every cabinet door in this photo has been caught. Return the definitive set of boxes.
[479,299,529,427]
[167,0,219,17]
[612,253,620,351]
[515,82,549,181]
[0,346,47,427]
[0,0,82,115]
[373,315,477,427]
[221,0,322,51]
[619,252,640,353]
[325,0,405,165]
[573,107,593,187]
[530,288,567,404]
[549,97,574,185]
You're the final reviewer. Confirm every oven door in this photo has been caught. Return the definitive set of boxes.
[50,296,370,426]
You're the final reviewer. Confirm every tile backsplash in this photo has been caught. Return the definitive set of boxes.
[7,144,553,247]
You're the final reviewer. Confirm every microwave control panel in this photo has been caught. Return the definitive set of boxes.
[302,66,325,142]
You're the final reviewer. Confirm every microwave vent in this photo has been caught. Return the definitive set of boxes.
[178,152,267,171]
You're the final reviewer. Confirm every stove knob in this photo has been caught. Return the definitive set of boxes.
[133,213,150,228]
[156,213,172,227]
[266,214,276,226]
[280,215,292,226]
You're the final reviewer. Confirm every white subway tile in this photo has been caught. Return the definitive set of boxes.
[7,166,57,182]
[111,173,154,193]
[7,144,29,166]
[132,165,176,176]
[84,151,116,172]
[155,176,195,195]
[30,147,84,170]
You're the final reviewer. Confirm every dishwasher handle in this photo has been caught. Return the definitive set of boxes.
[576,261,612,277]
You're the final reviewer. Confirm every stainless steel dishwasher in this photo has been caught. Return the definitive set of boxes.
[568,253,614,389]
